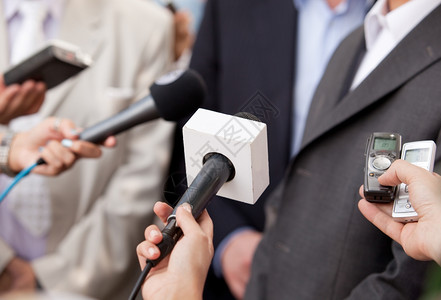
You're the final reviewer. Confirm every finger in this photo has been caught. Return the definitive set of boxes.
[175,203,201,234]
[58,119,80,140]
[0,85,19,114]
[378,160,426,187]
[45,140,76,167]
[102,136,117,148]
[153,201,173,224]
[12,81,41,112]
[19,81,46,115]
[358,199,403,245]
[359,185,364,199]
[38,144,66,175]
[67,140,102,158]
[136,241,160,269]
[197,209,214,240]
[144,225,163,244]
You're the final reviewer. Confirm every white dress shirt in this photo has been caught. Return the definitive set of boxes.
[351,0,441,90]
[291,0,373,156]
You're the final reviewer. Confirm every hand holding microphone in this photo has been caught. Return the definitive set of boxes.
[137,202,213,300]
[130,109,269,300]
[8,117,116,176]
[0,69,206,203]
[0,117,116,204]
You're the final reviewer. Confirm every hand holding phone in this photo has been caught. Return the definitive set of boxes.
[0,76,45,124]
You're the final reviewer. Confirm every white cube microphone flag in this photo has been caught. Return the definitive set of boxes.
[130,108,269,300]
[183,108,269,204]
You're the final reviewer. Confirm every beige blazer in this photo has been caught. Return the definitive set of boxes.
[0,0,175,299]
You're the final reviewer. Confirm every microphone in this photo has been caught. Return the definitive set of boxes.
[183,108,269,204]
[128,109,269,300]
[35,69,206,166]
[78,68,206,143]
[1,69,206,204]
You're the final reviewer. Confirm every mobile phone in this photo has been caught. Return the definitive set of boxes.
[363,132,402,202]
[4,40,92,89]
[392,140,436,223]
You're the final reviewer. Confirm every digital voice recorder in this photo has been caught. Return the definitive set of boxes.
[392,140,436,223]
[364,132,402,203]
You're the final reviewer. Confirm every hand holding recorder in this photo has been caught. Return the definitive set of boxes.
[359,159,441,265]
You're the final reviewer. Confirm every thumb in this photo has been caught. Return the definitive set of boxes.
[176,203,200,235]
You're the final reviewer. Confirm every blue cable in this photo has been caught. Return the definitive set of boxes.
[0,162,38,204]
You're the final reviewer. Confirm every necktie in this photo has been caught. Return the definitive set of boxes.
[10,0,49,65]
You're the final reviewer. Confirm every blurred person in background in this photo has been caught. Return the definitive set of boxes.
[154,0,206,67]
[171,0,373,298]
[0,0,175,299]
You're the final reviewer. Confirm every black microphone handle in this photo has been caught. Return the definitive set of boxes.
[79,96,159,143]
[150,153,234,267]
[128,153,234,300]
[36,97,158,166]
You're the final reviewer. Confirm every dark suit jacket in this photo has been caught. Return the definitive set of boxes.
[163,0,296,298]
[185,0,297,298]
[245,5,441,300]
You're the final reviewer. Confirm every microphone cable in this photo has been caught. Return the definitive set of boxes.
[0,158,45,204]
[128,261,154,300]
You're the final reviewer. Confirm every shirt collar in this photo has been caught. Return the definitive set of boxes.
[3,0,65,22]
[364,0,441,50]
[294,0,374,15]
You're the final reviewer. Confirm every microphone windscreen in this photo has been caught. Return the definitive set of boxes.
[151,69,206,121]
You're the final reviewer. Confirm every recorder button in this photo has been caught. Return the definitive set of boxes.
[399,183,408,196]
[372,157,391,171]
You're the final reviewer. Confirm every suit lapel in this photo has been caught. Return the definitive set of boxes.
[301,26,365,147]
[301,4,441,151]
[39,0,105,118]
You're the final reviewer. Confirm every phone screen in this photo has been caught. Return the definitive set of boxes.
[404,148,429,163]
[373,137,397,151]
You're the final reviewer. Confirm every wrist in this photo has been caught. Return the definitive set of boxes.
[167,284,203,300]
[427,211,441,265]
[213,227,255,278]
[0,131,19,176]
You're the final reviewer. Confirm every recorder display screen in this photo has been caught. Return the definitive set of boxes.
[374,137,396,151]
[404,148,429,163]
